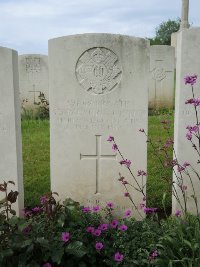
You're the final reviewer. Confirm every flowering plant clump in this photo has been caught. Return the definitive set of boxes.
[0,189,163,267]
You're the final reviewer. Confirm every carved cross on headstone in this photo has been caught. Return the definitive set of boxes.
[29,84,41,105]
[181,0,190,29]
[80,135,117,194]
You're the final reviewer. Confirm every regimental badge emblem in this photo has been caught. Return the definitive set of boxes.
[76,47,122,95]
[152,67,166,81]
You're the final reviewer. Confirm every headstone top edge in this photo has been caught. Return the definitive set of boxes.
[0,46,18,54]
[19,54,48,57]
[48,33,149,44]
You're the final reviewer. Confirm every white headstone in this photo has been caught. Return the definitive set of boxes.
[173,28,200,214]
[149,45,175,109]
[0,46,24,216]
[181,0,190,30]
[49,34,149,219]
[171,32,178,59]
[18,54,49,111]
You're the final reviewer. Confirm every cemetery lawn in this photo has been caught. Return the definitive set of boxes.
[22,111,174,211]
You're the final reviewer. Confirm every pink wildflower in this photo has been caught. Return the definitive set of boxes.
[124,192,130,197]
[107,202,114,209]
[86,226,95,233]
[175,210,182,217]
[124,209,132,218]
[184,74,197,85]
[119,159,131,168]
[107,136,114,142]
[95,242,104,250]
[114,252,124,262]
[99,224,109,231]
[61,232,70,243]
[82,206,91,213]
[111,220,118,229]
[119,224,128,231]
[137,170,147,176]
[112,144,118,151]
[92,206,100,212]
[40,195,48,205]
[93,229,102,236]
[43,263,52,267]
[149,250,158,261]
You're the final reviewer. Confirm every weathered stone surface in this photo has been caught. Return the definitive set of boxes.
[149,45,175,109]
[18,54,49,111]
[49,34,149,219]
[0,46,24,216]
[173,28,200,214]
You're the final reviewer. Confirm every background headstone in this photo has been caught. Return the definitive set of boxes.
[18,54,49,112]
[173,28,200,214]
[49,34,149,219]
[0,46,24,216]
[149,45,175,109]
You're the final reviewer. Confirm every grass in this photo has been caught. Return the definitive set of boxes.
[22,110,174,211]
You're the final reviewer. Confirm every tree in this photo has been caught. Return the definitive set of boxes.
[150,18,181,45]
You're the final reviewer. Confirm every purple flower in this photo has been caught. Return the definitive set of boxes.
[86,226,95,233]
[95,242,104,250]
[183,161,190,168]
[93,229,102,236]
[92,206,100,212]
[185,98,200,106]
[107,136,114,142]
[107,202,114,209]
[124,209,132,218]
[32,207,41,213]
[177,165,185,173]
[43,263,52,267]
[99,223,109,231]
[184,74,197,85]
[114,252,124,262]
[186,131,192,140]
[175,210,182,217]
[119,159,131,168]
[82,206,91,213]
[112,144,118,151]
[124,192,130,197]
[40,195,48,205]
[137,170,147,176]
[143,207,158,214]
[61,232,70,243]
[187,125,199,133]
[149,250,158,261]
[119,224,128,231]
[111,220,119,229]
[24,210,32,217]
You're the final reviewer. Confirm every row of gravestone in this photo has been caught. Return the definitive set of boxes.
[0,30,200,219]
[19,45,175,112]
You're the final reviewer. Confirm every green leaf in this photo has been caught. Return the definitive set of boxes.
[65,241,87,258]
